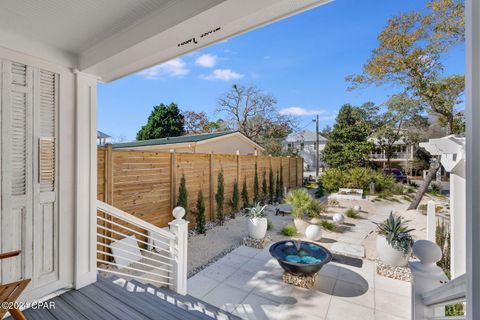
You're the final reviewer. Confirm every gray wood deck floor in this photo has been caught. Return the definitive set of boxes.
[20,276,241,320]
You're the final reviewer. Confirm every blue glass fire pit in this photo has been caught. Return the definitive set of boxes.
[269,240,332,276]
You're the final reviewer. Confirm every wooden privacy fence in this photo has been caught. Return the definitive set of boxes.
[97,145,304,228]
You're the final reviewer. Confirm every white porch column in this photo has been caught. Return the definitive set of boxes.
[466,0,480,318]
[74,71,98,289]
[450,173,466,278]
[426,201,436,242]
[169,207,189,295]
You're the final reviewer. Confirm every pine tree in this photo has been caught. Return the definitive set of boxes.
[253,163,259,204]
[177,174,188,214]
[216,170,225,223]
[261,170,268,204]
[230,179,239,218]
[195,190,206,234]
[279,165,284,199]
[241,177,249,208]
[275,170,281,202]
[269,167,274,203]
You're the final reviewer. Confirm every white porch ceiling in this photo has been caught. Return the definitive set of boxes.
[0,0,331,82]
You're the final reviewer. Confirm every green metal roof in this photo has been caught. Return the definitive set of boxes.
[112,131,239,149]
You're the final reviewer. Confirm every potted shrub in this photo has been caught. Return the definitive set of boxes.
[284,188,320,235]
[245,203,268,239]
[374,212,414,267]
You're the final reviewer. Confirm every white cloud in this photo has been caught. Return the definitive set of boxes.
[279,107,336,120]
[195,54,218,68]
[138,58,189,79]
[201,69,244,81]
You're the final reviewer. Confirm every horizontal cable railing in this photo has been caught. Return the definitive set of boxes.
[96,200,188,294]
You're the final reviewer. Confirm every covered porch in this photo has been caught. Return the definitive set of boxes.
[0,0,479,320]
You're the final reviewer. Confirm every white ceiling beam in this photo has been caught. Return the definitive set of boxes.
[79,0,331,82]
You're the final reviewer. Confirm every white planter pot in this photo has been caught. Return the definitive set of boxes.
[247,217,268,240]
[293,218,310,235]
[376,235,410,267]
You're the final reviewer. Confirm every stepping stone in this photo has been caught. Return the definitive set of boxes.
[338,236,364,244]
[331,242,365,259]
[341,231,368,240]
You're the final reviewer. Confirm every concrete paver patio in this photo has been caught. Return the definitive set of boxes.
[188,245,411,320]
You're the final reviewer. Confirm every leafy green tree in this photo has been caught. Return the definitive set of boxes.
[374,93,428,168]
[268,167,274,203]
[241,177,249,208]
[261,170,268,203]
[215,170,225,223]
[253,163,259,204]
[177,174,188,214]
[195,191,206,234]
[347,0,465,134]
[347,0,465,208]
[137,103,185,140]
[230,179,239,217]
[321,104,375,169]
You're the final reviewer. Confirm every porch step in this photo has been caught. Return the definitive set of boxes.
[129,279,240,320]
[330,242,365,259]
[96,276,240,320]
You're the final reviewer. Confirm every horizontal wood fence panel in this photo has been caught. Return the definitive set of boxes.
[97,147,303,231]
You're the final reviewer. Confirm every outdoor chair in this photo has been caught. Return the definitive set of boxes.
[0,250,31,320]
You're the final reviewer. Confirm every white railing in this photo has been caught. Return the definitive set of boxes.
[96,200,189,295]
[410,240,466,319]
[369,152,412,160]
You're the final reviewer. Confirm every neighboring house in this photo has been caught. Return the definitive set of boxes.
[112,131,264,155]
[283,130,327,172]
[97,130,112,146]
[368,135,415,166]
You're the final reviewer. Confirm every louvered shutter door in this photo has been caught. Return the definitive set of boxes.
[1,60,33,284]
[33,68,59,285]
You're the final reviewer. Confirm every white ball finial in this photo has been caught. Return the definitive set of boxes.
[413,240,442,265]
[353,205,361,213]
[173,207,186,220]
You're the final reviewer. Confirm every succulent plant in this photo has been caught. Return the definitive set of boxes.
[245,203,267,219]
[374,212,414,254]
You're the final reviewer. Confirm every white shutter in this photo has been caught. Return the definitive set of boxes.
[38,70,56,192]
[1,60,33,284]
[10,90,27,196]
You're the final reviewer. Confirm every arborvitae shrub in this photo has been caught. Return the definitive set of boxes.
[253,163,259,204]
[262,170,268,204]
[230,179,239,218]
[279,165,284,198]
[269,167,274,203]
[241,177,249,208]
[195,190,206,234]
[275,170,281,201]
[216,170,225,223]
[177,174,188,214]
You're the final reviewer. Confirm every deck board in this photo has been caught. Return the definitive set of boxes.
[15,276,241,320]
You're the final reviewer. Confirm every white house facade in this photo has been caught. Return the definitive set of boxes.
[284,130,327,171]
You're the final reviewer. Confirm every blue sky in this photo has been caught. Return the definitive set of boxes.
[97,0,465,142]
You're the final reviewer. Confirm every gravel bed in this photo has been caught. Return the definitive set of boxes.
[375,259,412,282]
